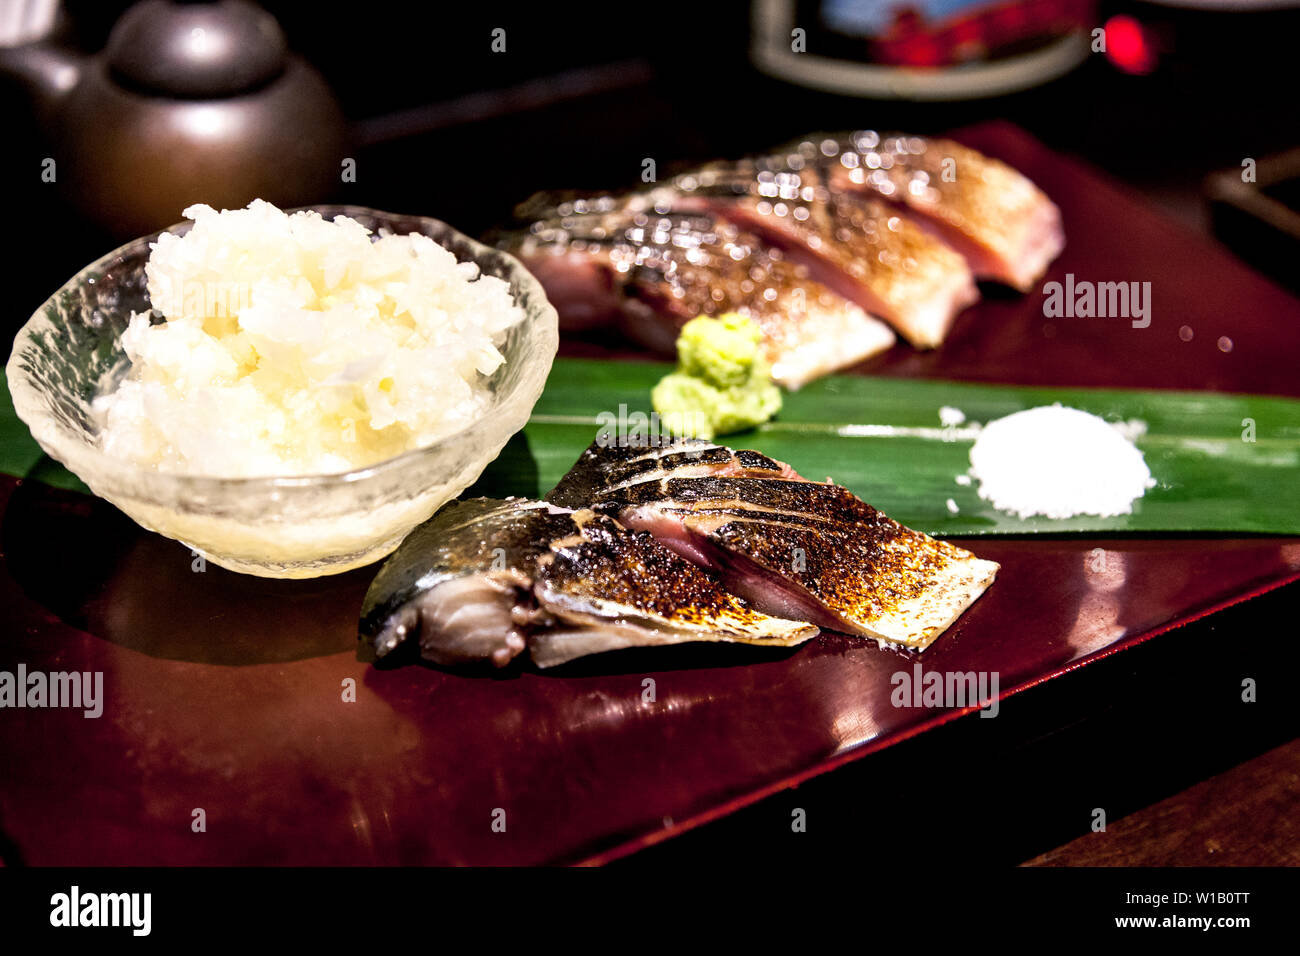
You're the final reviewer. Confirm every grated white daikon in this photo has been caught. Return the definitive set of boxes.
[93,200,523,477]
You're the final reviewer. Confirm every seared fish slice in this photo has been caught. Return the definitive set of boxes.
[814,131,1065,292]
[500,207,896,388]
[548,440,998,650]
[511,162,977,351]
[359,497,817,669]
[658,157,979,348]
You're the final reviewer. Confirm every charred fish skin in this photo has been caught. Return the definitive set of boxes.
[500,153,981,353]
[616,204,904,372]
[658,156,979,349]
[546,438,999,651]
[627,477,998,648]
[529,509,816,667]
[547,439,736,510]
[506,160,977,351]
[359,494,818,670]
[498,207,896,387]
[545,438,796,513]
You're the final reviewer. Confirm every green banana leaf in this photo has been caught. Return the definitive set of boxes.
[4,360,1299,536]
[469,358,1300,537]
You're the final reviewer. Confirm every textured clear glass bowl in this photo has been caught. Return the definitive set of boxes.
[5,205,558,578]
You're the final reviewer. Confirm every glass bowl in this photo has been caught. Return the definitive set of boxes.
[5,205,558,578]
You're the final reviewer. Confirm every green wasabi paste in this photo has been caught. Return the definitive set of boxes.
[651,313,781,439]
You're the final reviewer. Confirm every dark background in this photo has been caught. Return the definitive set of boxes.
[4,0,1299,339]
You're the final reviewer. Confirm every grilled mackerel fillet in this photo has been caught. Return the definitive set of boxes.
[816,131,1066,292]
[501,206,895,387]
[359,497,817,669]
[657,156,979,348]
[548,439,999,651]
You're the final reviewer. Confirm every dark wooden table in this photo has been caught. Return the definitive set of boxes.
[1025,738,1300,867]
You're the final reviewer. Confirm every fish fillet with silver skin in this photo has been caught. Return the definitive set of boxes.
[547,439,999,651]
[359,497,817,669]
[498,206,896,388]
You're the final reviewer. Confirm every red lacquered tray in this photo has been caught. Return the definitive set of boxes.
[2,123,1298,865]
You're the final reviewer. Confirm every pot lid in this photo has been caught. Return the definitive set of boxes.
[106,0,287,97]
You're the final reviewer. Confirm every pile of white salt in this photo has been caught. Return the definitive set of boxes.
[967,404,1156,519]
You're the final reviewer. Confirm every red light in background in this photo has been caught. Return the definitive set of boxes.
[1104,15,1157,75]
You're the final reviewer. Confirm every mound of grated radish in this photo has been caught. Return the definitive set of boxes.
[93,200,523,477]
[968,404,1156,519]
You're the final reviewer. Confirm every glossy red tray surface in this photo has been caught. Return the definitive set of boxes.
[2,123,1298,865]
